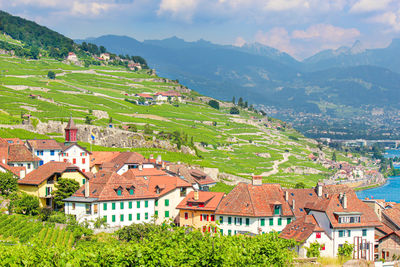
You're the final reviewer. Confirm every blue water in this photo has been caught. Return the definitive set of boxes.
[385,149,400,159]
[356,176,400,202]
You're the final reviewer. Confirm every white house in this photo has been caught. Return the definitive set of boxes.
[60,144,90,173]
[215,177,295,236]
[66,52,79,63]
[154,91,182,102]
[5,144,40,174]
[26,139,62,166]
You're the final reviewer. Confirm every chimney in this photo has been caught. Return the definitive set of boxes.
[149,154,154,160]
[194,190,199,201]
[252,176,262,186]
[166,165,170,171]
[292,199,295,211]
[285,191,289,202]
[343,193,347,209]
[162,161,166,169]
[2,158,5,164]
[156,155,162,164]
[19,169,26,179]
[138,164,143,171]
[316,182,323,197]
[84,179,89,198]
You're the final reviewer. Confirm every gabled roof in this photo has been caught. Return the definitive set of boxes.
[284,188,318,217]
[155,90,181,97]
[65,117,77,130]
[177,191,224,211]
[101,152,145,171]
[26,139,62,150]
[59,143,91,154]
[280,215,325,243]
[383,207,400,229]
[379,230,400,242]
[136,93,153,99]
[0,162,25,177]
[215,183,294,217]
[8,144,41,162]
[167,164,216,186]
[90,151,120,168]
[123,168,168,178]
[17,161,82,185]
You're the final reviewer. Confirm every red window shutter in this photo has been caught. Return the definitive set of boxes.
[214,227,217,233]
[185,212,188,220]
[211,215,215,221]
[63,159,67,163]
[200,214,203,221]
[321,245,325,251]
[73,158,76,164]
[82,158,86,164]
[206,215,209,221]
[316,232,321,238]
[82,169,85,173]
[208,226,211,232]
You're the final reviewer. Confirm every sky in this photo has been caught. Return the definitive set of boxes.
[1,0,400,59]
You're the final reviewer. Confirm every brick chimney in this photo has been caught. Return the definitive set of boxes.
[138,164,143,171]
[285,191,289,201]
[149,154,154,160]
[156,155,162,164]
[252,176,262,186]
[343,193,347,209]
[194,190,199,201]
[84,179,89,198]
[316,182,323,197]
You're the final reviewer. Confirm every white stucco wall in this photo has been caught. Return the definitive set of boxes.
[60,145,90,172]
[155,187,193,224]
[33,149,62,165]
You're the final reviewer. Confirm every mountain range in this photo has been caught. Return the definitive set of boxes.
[78,35,400,116]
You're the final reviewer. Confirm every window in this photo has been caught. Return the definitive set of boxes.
[211,215,215,221]
[362,229,367,237]
[269,218,274,226]
[246,218,250,226]
[112,215,116,222]
[73,158,76,164]
[129,201,132,209]
[103,203,107,211]
[103,215,107,222]
[220,216,224,223]
[145,212,148,220]
[145,200,148,208]
[184,212,189,220]
[165,199,169,207]
[94,204,98,214]
[120,214,124,222]
[85,204,91,215]
[27,163,31,169]
[278,218,282,226]
[316,232,321,239]
[155,200,158,207]
[63,159,67,163]
[82,179,86,184]
[129,189,134,195]
[39,160,44,166]
[261,218,265,226]
[120,202,124,209]
[347,230,351,237]
[112,203,116,210]
[274,205,281,215]
[235,217,242,225]
[165,211,169,218]
[129,214,132,221]
[228,230,232,236]
[228,217,232,225]
[287,218,292,224]
[137,213,140,220]
[137,201,140,208]
[50,150,54,156]
[117,189,122,196]
[82,158,86,164]
[321,245,325,251]
[155,211,158,217]
[339,230,344,237]
[72,203,75,210]
[220,229,223,235]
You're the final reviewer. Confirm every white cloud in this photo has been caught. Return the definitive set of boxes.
[157,0,199,21]
[370,10,400,31]
[350,0,392,13]
[234,36,246,47]
[254,28,295,54]
[71,1,114,16]
[292,24,360,42]
[263,0,310,11]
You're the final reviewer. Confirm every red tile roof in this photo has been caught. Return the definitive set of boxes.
[65,117,77,130]
[155,90,181,97]
[8,144,41,162]
[90,151,120,168]
[136,93,153,99]
[0,143,8,163]
[167,164,216,186]
[280,215,324,243]
[284,188,318,217]
[123,168,168,177]
[2,138,22,145]
[17,161,80,185]
[177,191,224,211]
[379,230,400,242]
[215,183,294,217]
[0,162,25,177]
[101,152,145,171]
[26,139,62,150]
[383,208,400,228]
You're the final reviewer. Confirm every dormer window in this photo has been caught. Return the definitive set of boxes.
[129,188,134,195]
[117,189,122,196]
[274,205,281,215]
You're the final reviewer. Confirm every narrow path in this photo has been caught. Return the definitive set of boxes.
[260,152,290,177]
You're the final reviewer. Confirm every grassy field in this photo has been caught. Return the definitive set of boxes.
[0,52,344,187]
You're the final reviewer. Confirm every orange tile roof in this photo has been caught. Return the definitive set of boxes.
[284,188,318,217]
[177,191,224,211]
[8,144,41,162]
[215,183,294,217]
[167,164,216,186]
[2,138,22,145]
[122,168,167,177]
[383,208,400,228]
[26,139,62,150]
[90,151,120,167]
[280,215,324,243]
[101,152,145,171]
[0,143,8,163]
[0,162,25,177]
[65,117,77,130]
[17,161,79,185]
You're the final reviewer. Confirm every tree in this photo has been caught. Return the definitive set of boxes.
[9,193,39,215]
[53,178,80,209]
[338,241,354,257]
[332,151,337,162]
[306,241,322,258]
[47,71,55,79]
[109,117,113,124]
[230,106,240,114]
[93,217,108,229]
[85,115,92,125]
[238,97,244,107]
[295,182,306,189]
[208,100,220,110]
[144,124,153,135]
[0,171,18,195]
[244,101,248,108]
[99,45,106,54]
[232,96,236,105]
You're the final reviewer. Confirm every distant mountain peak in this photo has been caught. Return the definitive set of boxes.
[350,40,364,54]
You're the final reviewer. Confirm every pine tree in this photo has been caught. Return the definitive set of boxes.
[232,96,236,105]
[238,97,243,107]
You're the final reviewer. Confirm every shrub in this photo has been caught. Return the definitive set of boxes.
[338,241,354,257]
[229,106,240,114]
[208,100,220,110]
[47,71,55,79]
[306,241,321,258]
[0,171,18,195]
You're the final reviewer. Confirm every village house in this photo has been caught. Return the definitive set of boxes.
[135,93,154,105]
[98,152,146,175]
[280,183,381,260]
[378,231,400,261]
[90,151,121,173]
[100,53,110,61]
[177,191,224,232]
[0,142,40,175]
[18,161,88,208]
[167,164,216,191]
[66,52,79,63]
[215,177,295,236]
[154,90,182,103]
[26,139,62,166]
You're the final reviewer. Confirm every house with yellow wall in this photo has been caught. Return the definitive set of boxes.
[177,191,224,233]
[18,161,89,208]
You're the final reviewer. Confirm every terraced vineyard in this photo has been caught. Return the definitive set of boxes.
[0,214,75,246]
[0,42,351,187]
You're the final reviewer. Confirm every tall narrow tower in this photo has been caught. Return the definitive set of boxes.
[65,117,78,144]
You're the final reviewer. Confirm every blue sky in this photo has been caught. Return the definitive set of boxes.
[1,0,400,59]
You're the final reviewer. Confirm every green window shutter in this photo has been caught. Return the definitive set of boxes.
[219,216,223,223]
[362,229,367,236]
[129,214,132,221]
[129,201,132,209]
[145,212,148,220]
[246,218,250,226]
[165,211,169,218]
[137,201,140,208]
[274,205,280,215]
[112,215,116,222]
[228,230,232,236]
[339,230,344,237]
[278,218,282,226]
[82,179,85,184]
[103,203,107,211]
[120,202,124,209]
[155,211,158,217]
[220,229,223,235]
[228,217,232,225]
[120,214,124,222]
[112,203,116,210]
[269,218,273,226]
[347,230,351,237]
[145,200,148,208]
[129,188,134,195]
[260,218,265,226]
[103,215,107,222]
[165,199,169,207]
[117,189,122,196]
[287,218,292,224]
[155,200,158,207]
[239,218,242,225]
[137,213,140,221]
